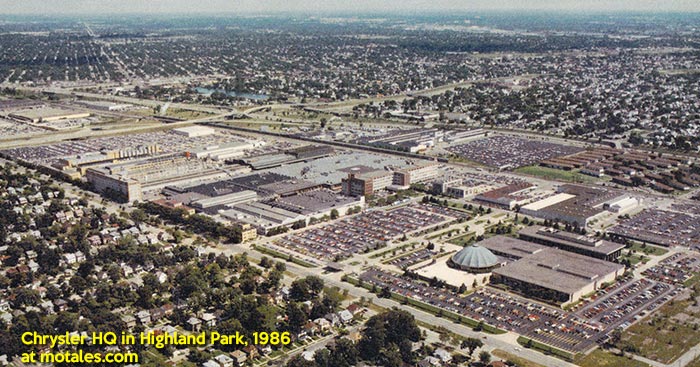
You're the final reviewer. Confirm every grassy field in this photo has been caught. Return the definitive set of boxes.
[515,165,598,183]
[628,243,669,256]
[517,336,575,361]
[687,355,700,367]
[491,349,547,367]
[619,250,650,266]
[368,243,416,259]
[251,245,317,268]
[623,297,700,364]
[575,349,649,367]
[685,274,700,287]
[165,108,214,120]
[447,233,476,246]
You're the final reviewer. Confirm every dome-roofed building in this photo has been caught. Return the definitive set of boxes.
[448,245,500,273]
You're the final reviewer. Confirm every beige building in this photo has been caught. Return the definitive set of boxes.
[9,107,91,123]
[234,223,258,243]
[86,168,143,203]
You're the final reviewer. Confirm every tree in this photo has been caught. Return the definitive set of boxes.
[378,345,403,367]
[259,256,273,268]
[460,337,483,357]
[329,338,359,367]
[359,309,421,363]
[285,302,308,334]
[330,209,339,220]
[379,286,392,298]
[479,351,491,365]
[314,349,331,367]
[286,355,316,367]
[129,208,148,224]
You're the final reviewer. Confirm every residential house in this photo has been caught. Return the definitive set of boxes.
[136,310,151,325]
[242,345,258,360]
[122,315,137,329]
[433,348,452,364]
[338,310,353,324]
[187,317,201,332]
[230,350,247,366]
[214,354,234,367]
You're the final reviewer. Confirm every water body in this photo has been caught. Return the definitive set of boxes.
[195,87,268,101]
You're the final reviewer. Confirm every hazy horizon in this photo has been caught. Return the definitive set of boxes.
[0,0,698,15]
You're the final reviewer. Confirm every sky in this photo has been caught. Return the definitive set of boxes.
[0,0,698,15]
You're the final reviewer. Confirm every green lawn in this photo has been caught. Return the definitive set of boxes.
[447,233,476,246]
[251,245,317,268]
[619,251,650,266]
[686,355,700,367]
[515,165,598,183]
[575,349,649,367]
[517,336,575,361]
[491,349,546,367]
[165,108,214,120]
[623,298,700,364]
[628,243,668,256]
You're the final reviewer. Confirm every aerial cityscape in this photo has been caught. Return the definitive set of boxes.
[1,2,700,367]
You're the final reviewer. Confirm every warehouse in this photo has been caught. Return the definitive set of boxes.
[172,125,217,138]
[191,140,259,160]
[9,107,91,123]
[519,193,575,215]
[518,184,624,227]
[474,182,533,209]
[75,100,134,111]
[220,201,307,231]
[190,190,258,210]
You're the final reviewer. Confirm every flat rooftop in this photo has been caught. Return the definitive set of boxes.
[10,107,88,119]
[186,172,291,197]
[267,151,410,186]
[493,247,624,295]
[259,179,322,196]
[478,236,548,259]
[274,189,361,214]
[521,193,575,211]
[519,226,625,256]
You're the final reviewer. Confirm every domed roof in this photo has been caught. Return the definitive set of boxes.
[451,245,498,269]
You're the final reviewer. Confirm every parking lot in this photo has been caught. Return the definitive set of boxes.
[643,253,700,285]
[446,135,583,169]
[0,129,262,166]
[413,202,472,220]
[386,248,437,269]
[577,278,675,328]
[0,118,47,138]
[274,206,454,261]
[359,266,679,353]
[608,209,700,249]
[360,268,602,353]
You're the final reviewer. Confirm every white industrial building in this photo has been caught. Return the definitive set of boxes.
[192,141,264,161]
[172,125,217,138]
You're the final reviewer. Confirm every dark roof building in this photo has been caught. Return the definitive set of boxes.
[519,226,625,261]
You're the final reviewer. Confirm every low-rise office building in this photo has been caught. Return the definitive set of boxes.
[518,226,625,261]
